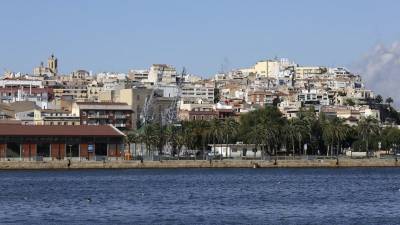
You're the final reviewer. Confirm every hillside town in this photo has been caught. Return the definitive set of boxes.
[1,54,396,126]
[0,54,399,160]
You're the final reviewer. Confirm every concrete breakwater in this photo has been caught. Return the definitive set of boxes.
[0,158,400,170]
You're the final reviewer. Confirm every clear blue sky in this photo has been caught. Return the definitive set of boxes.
[0,0,399,76]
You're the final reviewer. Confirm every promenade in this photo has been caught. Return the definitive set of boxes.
[1,158,400,170]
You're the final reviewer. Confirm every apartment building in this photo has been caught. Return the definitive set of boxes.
[72,102,133,130]
[41,109,80,126]
[147,64,177,84]
[181,84,214,102]
[295,66,327,79]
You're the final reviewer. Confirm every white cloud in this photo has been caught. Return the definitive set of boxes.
[352,41,400,108]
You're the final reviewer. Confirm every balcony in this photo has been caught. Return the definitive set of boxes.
[87,114,109,119]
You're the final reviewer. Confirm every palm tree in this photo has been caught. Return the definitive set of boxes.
[381,127,400,155]
[182,123,195,157]
[357,116,380,157]
[259,121,279,159]
[222,118,239,158]
[142,123,160,159]
[284,118,306,158]
[209,119,224,159]
[247,123,263,158]
[386,97,394,107]
[297,107,317,155]
[322,119,334,156]
[192,120,211,159]
[329,118,350,158]
[126,131,140,159]
[376,95,383,104]
[165,124,182,157]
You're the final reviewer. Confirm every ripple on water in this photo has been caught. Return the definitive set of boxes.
[1,168,400,224]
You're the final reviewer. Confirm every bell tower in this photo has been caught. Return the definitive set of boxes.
[47,54,58,75]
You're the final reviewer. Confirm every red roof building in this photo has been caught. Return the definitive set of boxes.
[0,124,125,160]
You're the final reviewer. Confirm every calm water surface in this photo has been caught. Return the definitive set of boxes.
[1,168,400,225]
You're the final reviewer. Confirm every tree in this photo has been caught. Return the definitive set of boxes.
[381,127,400,154]
[284,118,306,157]
[357,116,380,157]
[321,119,334,156]
[330,118,350,157]
[126,131,141,158]
[193,120,211,159]
[141,123,161,159]
[209,119,225,159]
[247,123,264,158]
[344,98,356,106]
[375,95,383,104]
[386,97,394,107]
[222,118,239,158]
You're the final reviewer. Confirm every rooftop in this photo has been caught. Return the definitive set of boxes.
[0,124,125,137]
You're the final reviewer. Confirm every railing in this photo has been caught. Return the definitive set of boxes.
[87,114,109,119]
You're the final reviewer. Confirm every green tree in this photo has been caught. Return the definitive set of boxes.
[329,118,350,157]
[193,120,211,159]
[381,127,400,154]
[376,95,383,104]
[284,118,306,157]
[126,131,141,158]
[222,118,239,158]
[357,116,380,157]
[344,98,356,106]
[386,97,394,107]
[209,119,225,159]
[141,123,161,159]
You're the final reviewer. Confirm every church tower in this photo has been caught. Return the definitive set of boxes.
[47,54,58,75]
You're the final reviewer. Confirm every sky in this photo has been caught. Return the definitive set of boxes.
[0,0,399,79]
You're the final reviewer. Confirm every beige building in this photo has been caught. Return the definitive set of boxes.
[254,60,280,78]
[33,54,58,76]
[41,109,80,126]
[117,88,154,129]
[295,66,327,79]
[147,64,177,84]
[87,85,104,101]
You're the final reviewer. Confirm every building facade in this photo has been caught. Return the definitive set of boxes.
[0,124,125,160]
[72,102,133,130]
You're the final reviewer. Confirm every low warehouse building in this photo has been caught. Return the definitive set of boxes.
[0,124,125,161]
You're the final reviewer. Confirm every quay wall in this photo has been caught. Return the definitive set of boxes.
[0,159,400,170]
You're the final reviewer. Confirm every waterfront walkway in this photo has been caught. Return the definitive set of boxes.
[0,157,400,169]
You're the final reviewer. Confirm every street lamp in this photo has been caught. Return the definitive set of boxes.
[68,144,72,160]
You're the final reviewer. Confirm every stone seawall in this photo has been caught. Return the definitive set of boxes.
[0,159,400,170]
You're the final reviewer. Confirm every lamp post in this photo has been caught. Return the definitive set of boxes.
[68,144,72,160]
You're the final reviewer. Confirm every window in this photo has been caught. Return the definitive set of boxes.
[6,142,20,158]
[37,143,50,158]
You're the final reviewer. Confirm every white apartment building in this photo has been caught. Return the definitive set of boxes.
[181,84,214,102]
[157,84,179,98]
[0,79,43,88]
